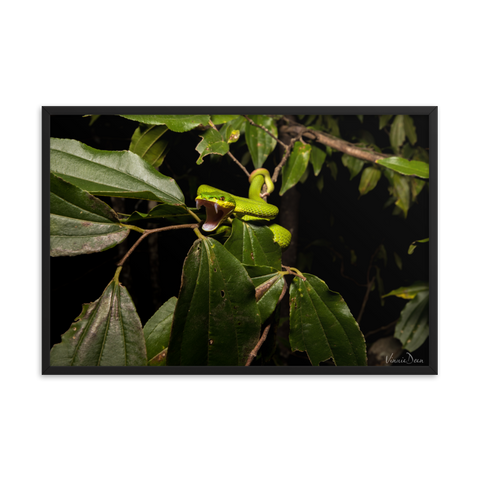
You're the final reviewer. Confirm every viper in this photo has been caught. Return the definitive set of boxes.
[195,168,291,249]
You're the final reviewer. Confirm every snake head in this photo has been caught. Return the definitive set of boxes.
[195,190,236,232]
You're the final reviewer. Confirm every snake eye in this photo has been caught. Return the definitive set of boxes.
[219,196,225,201]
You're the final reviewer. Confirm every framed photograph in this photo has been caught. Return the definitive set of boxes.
[42,107,437,374]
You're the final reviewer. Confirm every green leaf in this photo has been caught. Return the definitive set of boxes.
[224,219,282,270]
[341,154,364,180]
[376,156,429,179]
[390,115,406,151]
[245,266,286,322]
[411,177,426,201]
[196,128,229,164]
[394,252,403,270]
[403,115,417,145]
[219,116,246,145]
[358,167,382,196]
[129,124,169,168]
[120,114,210,132]
[279,142,311,195]
[166,238,261,366]
[245,115,278,168]
[394,291,429,352]
[357,115,363,123]
[408,238,429,255]
[326,160,338,180]
[393,173,411,218]
[50,173,129,257]
[316,175,324,193]
[50,278,147,366]
[51,138,185,204]
[144,297,177,363]
[383,281,429,300]
[379,115,393,130]
[289,274,367,366]
[310,145,327,176]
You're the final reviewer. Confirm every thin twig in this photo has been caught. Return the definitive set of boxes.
[243,115,288,149]
[245,274,289,366]
[117,223,199,267]
[208,121,250,178]
[271,133,302,183]
[364,320,397,339]
[245,324,272,366]
[356,245,382,323]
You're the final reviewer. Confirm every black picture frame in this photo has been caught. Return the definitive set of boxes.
[42,106,438,375]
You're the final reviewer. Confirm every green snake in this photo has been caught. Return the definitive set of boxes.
[195,168,291,249]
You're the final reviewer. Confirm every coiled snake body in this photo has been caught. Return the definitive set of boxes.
[195,168,291,249]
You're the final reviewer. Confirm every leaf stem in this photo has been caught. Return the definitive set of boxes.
[187,207,202,223]
[282,265,306,281]
[121,223,145,234]
[113,266,122,284]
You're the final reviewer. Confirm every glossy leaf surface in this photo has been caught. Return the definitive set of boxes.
[51,138,185,204]
[167,238,261,366]
[224,219,282,270]
[50,173,129,257]
[376,156,429,179]
[289,274,367,366]
[50,279,147,366]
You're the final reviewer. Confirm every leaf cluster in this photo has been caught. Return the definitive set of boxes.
[49,113,430,367]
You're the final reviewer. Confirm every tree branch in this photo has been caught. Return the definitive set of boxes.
[271,132,302,183]
[280,119,390,164]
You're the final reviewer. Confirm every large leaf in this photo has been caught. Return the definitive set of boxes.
[376,156,429,179]
[129,124,169,168]
[289,274,367,366]
[51,138,185,204]
[120,114,210,132]
[50,173,129,257]
[403,115,417,145]
[210,115,240,124]
[167,238,261,366]
[224,219,282,270]
[379,115,393,129]
[394,291,429,352]
[245,115,278,168]
[219,116,246,144]
[144,297,177,363]
[279,142,312,195]
[50,277,147,366]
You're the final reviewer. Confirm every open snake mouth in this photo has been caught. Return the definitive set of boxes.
[196,198,235,231]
